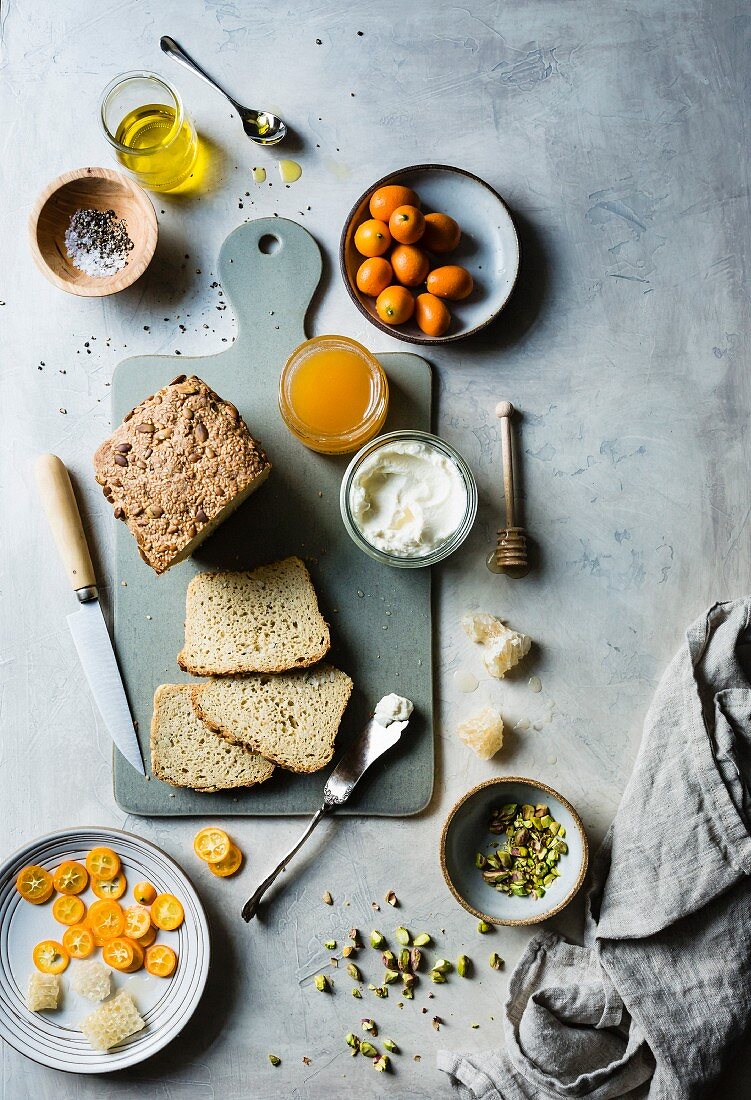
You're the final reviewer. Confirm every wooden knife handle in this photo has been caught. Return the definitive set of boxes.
[35,454,97,594]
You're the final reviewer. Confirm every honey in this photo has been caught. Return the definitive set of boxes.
[279,336,388,454]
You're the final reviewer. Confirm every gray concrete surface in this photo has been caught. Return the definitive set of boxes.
[1,0,748,1096]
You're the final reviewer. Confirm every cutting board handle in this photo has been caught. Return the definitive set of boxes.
[217,218,323,356]
[35,454,97,596]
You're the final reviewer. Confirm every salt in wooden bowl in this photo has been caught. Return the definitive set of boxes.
[28,167,158,297]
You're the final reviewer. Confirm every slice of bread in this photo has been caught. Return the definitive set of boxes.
[192,666,353,773]
[150,683,275,791]
[177,557,331,676]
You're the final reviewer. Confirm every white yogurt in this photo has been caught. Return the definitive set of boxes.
[350,439,468,557]
[374,693,414,725]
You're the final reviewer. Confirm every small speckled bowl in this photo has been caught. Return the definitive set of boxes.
[340,164,520,345]
[440,777,589,926]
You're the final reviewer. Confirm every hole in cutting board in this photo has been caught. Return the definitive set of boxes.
[258,234,281,255]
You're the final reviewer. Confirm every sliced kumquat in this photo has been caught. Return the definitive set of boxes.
[133,880,157,906]
[52,894,86,926]
[193,827,231,865]
[62,924,95,959]
[16,865,54,905]
[86,847,120,881]
[92,872,127,901]
[102,937,140,972]
[53,860,88,895]
[87,899,125,942]
[124,905,152,940]
[139,923,157,948]
[151,893,184,931]
[145,944,177,978]
[33,940,69,974]
[209,844,243,878]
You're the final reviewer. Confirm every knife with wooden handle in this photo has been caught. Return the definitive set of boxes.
[34,454,146,775]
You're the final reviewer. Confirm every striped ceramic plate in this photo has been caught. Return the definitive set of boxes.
[0,827,210,1073]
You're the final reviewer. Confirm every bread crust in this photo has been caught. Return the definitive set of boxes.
[94,375,271,574]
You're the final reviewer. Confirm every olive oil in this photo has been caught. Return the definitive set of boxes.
[114,103,198,192]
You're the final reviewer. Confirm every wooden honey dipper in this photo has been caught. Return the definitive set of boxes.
[487,401,529,576]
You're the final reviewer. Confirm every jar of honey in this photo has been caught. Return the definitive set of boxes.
[279,336,389,454]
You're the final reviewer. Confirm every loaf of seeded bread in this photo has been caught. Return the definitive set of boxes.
[192,666,353,773]
[94,375,271,574]
[178,557,331,676]
[151,683,275,791]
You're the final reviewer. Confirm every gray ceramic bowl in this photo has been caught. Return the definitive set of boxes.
[340,164,520,345]
[440,777,589,926]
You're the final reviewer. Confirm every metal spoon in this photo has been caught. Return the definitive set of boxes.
[241,711,411,921]
[160,36,287,146]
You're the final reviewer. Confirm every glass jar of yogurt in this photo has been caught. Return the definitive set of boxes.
[340,430,477,568]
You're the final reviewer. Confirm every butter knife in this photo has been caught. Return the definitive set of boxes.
[34,454,146,776]
[241,712,410,921]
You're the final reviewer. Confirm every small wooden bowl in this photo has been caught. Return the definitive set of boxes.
[28,167,158,297]
[440,776,589,926]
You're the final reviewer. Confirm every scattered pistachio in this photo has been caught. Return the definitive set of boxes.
[433,959,453,974]
[475,852,487,869]
[477,921,492,934]
[489,953,504,970]
[314,974,330,992]
[352,987,362,998]
[398,948,411,972]
[402,972,417,990]
[370,930,386,949]
[361,1018,378,1034]
[268,1054,281,1066]
[414,1054,422,1062]
[457,954,471,977]
[374,985,388,998]
[373,1054,390,1072]
[394,927,411,945]
[432,1016,442,1031]
[346,1032,361,1055]
[347,963,361,981]
[410,947,422,971]
[430,970,447,984]
[471,1023,480,1029]
[322,891,333,905]
[303,1056,312,1065]
[360,1041,378,1058]
[349,927,362,945]
[330,957,339,967]
[342,945,355,958]
[402,985,414,999]
[383,1037,399,1053]
[382,949,396,967]
[383,968,399,984]
[385,890,398,906]
[371,901,380,911]
[412,933,432,947]
[324,939,336,950]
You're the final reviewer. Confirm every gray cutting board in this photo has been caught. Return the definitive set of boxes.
[112,217,433,817]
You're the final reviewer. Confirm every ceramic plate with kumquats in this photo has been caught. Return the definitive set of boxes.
[340,163,520,345]
[0,827,209,1073]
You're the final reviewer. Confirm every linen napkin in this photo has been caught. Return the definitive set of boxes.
[438,599,751,1099]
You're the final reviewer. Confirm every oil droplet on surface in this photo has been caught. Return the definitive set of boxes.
[514,717,531,731]
[252,166,267,184]
[453,669,479,693]
[279,159,302,183]
[528,676,542,693]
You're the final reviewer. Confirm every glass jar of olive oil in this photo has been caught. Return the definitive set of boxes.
[100,71,198,192]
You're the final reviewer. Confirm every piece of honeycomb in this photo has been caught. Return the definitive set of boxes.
[462,613,531,679]
[71,960,111,1002]
[26,972,60,1012]
[457,707,504,759]
[79,990,145,1051]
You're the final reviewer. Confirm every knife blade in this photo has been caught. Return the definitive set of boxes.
[35,454,145,776]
